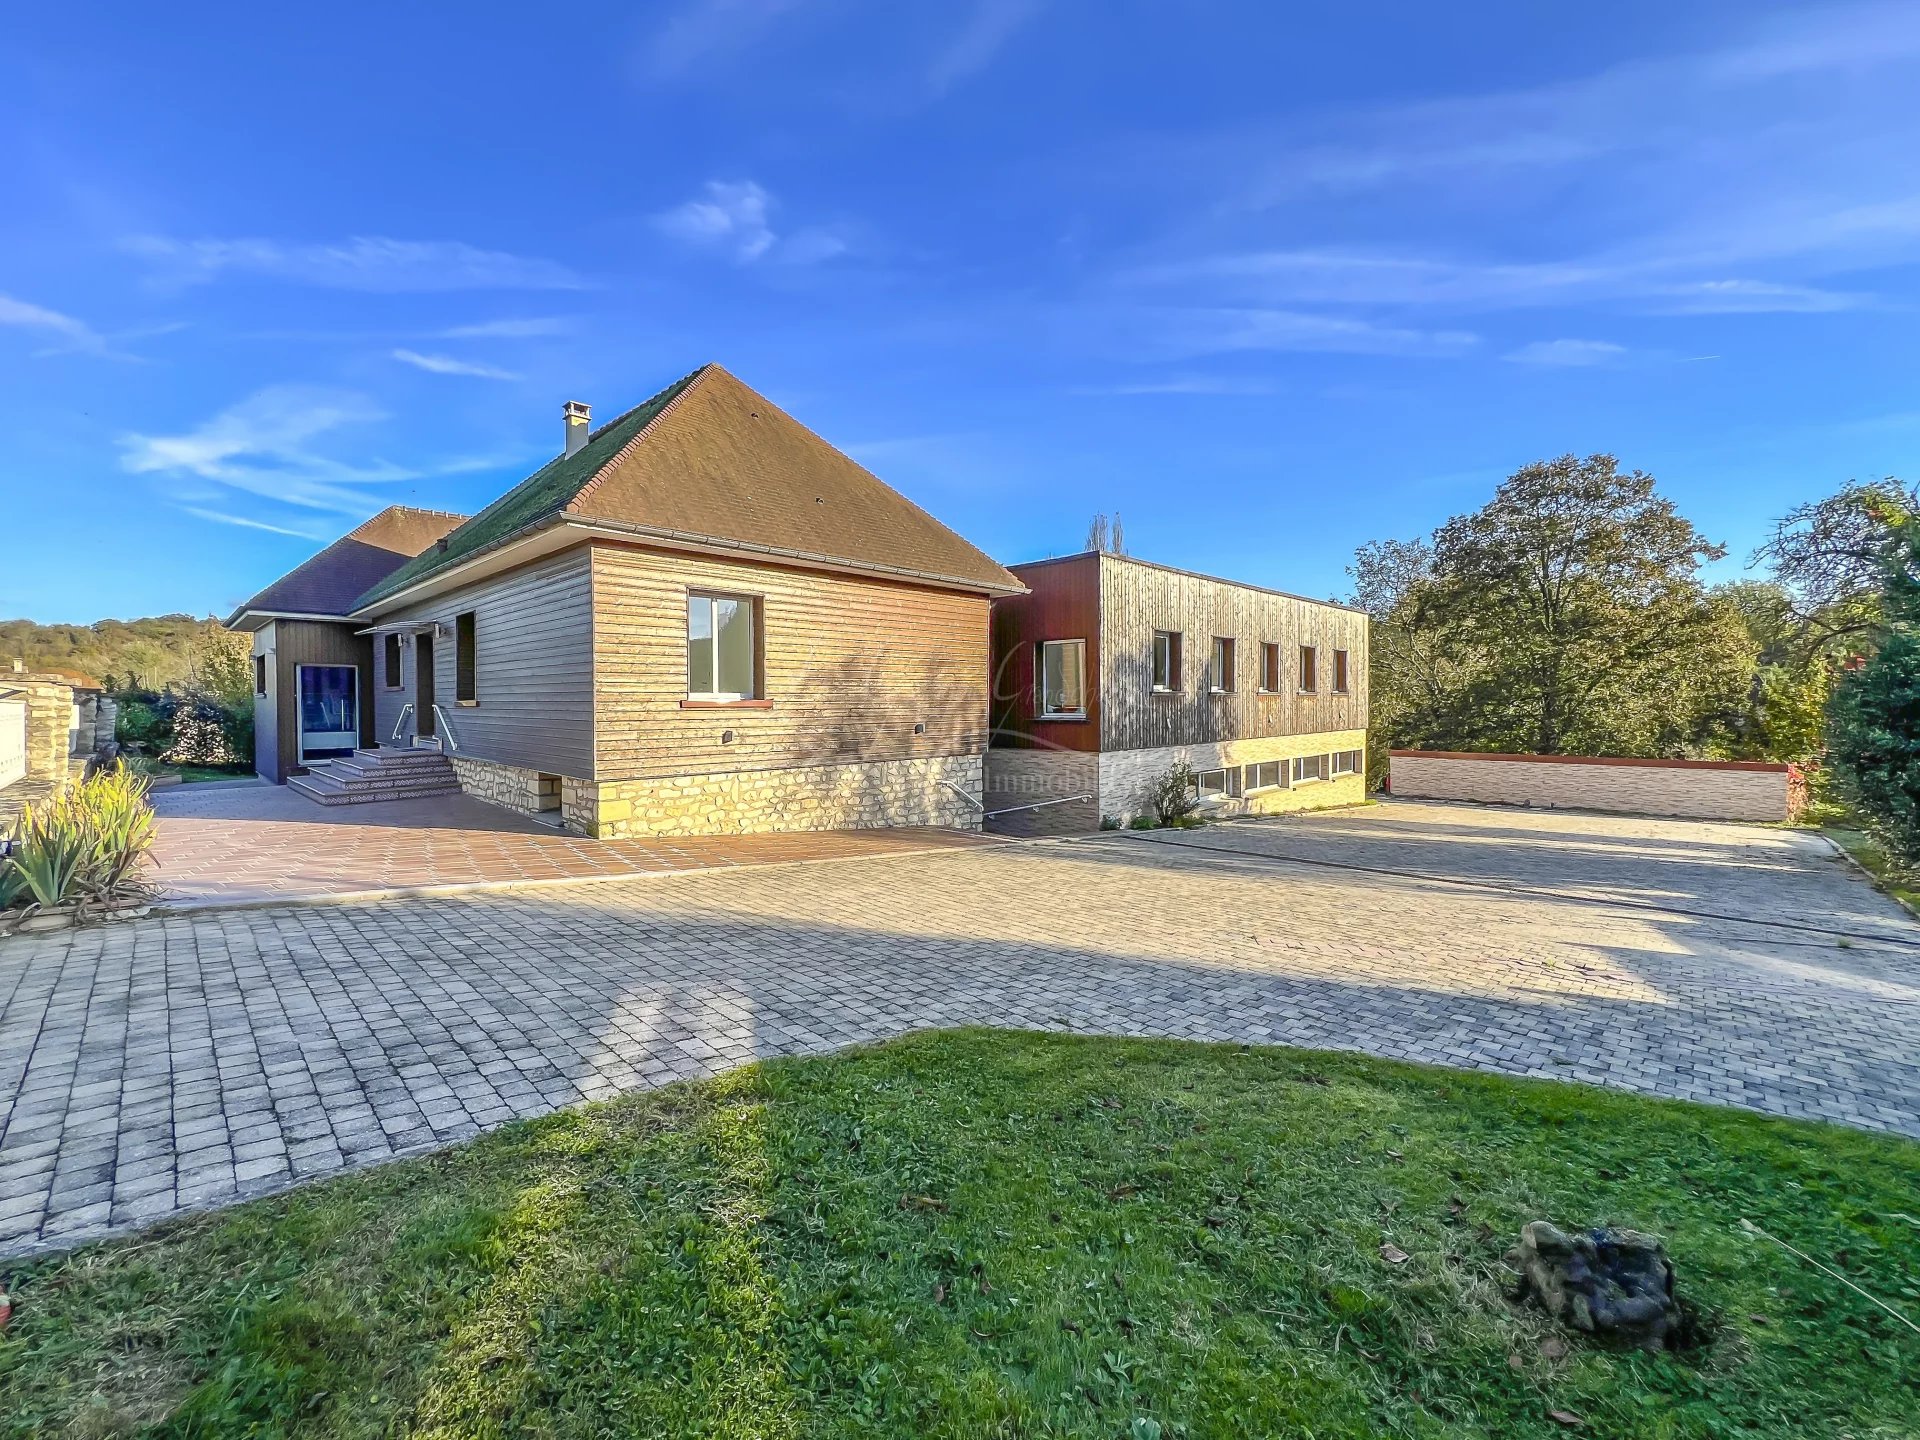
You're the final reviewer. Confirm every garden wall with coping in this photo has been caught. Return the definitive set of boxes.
[1388,749,1803,823]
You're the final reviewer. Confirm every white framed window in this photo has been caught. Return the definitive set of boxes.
[1210,636,1235,693]
[1292,752,1330,785]
[1245,759,1285,791]
[688,592,759,700]
[1298,644,1318,693]
[1151,630,1181,692]
[1331,749,1362,776]
[1036,639,1087,718]
[1259,642,1280,692]
[1333,648,1351,694]
[1195,766,1231,800]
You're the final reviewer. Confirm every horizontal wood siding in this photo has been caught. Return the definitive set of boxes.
[263,620,374,779]
[375,549,594,777]
[250,622,279,782]
[371,631,414,748]
[986,553,1101,752]
[1097,554,1367,751]
[590,542,989,781]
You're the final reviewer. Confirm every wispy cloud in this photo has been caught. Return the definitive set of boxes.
[653,180,849,264]
[122,235,586,291]
[0,292,111,356]
[438,316,575,339]
[644,0,810,78]
[121,385,413,517]
[1135,307,1479,361]
[179,506,333,540]
[927,0,1044,96]
[1504,338,1627,367]
[1072,374,1285,397]
[391,349,521,380]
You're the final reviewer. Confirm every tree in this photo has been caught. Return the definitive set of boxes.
[1825,498,1920,862]
[1758,478,1918,651]
[1353,454,1754,759]
[1085,513,1126,554]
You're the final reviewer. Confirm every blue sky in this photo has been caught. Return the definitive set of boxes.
[4,1,1917,623]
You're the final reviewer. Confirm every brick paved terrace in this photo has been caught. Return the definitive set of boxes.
[145,781,996,909]
[3,800,1917,1260]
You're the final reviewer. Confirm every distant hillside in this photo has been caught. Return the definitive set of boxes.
[0,614,239,691]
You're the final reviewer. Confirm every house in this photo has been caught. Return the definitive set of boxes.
[983,552,1369,833]
[225,364,1025,837]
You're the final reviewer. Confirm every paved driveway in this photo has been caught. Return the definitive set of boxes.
[4,800,1918,1259]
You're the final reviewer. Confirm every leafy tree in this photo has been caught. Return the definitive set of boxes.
[1825,494,1920,861]
[1353,455,1753,760]
[1758,478,1918,652]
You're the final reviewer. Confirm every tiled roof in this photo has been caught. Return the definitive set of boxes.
[225,506,467,625]
[354,364,1022,608]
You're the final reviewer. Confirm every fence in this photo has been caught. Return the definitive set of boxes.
[1388,749,1802,824]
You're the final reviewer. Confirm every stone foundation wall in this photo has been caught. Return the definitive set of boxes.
[569,754,985,839]
[1389,750,1797,823]
[449,755,562,816]
[11,681,76,785]
[983,749,1100,837]
[1099,729,1368,824]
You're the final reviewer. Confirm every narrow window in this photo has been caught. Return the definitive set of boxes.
[253,655,266,696]
[1151,630,1182,692]
[1298,644,1317,693]
[687,592,759,700]
[1035,639,1087,718]
[383,633,402,689]
[1210,637,1235,693]
[1333,648,1350,694]
[1260,642,1280,692]
[455,612,477,703]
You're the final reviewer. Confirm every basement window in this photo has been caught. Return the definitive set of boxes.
[1245,759,1285,792]
[1332,749,1362,776]
[1292,753,1329,785]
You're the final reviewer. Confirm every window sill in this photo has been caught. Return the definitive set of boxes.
[1208,689,1235,697]
[455,700,480,708]
[681,698,773,710]
[1150,687,1177,696]
[1297,690,1318,697]
[1036,712,1088,723]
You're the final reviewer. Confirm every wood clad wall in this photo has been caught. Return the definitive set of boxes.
[375,549,595,777]
[591,542,990,782]
[264,620,374,779]
[985,553,1101,752]
[1096,554,1367,751]
[250,622,279,781]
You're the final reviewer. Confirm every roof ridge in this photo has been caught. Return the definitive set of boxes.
[566,363,716,516]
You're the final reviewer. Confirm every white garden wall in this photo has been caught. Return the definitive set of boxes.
[1389,750,1800,824]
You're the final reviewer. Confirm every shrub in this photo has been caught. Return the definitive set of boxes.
[117,698,172,754]
[1127,815,1157,830]
[161,692,249,768]
[1149,763,1199,826]
[1,769,158,915]
[1826,506,1920,863]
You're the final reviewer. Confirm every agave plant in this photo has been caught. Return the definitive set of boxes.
[0,768,157,916]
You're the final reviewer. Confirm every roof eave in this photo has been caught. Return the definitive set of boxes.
[223,607,358,630]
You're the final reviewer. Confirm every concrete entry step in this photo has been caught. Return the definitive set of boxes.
[289,747,459,806]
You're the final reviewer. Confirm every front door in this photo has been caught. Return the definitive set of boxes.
[297,665,359,762]
[416,633,436,738]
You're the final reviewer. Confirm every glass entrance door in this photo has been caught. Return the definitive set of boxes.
[297,665,360,761]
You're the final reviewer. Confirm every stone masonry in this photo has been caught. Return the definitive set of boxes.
[1391,751,1797,823]
[567,753,984,838]
[983,749,1101,837]
[450,754,562,817]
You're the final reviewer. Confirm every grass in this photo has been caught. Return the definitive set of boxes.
[1823,827,1920,918]
[2,1031,1916,1439]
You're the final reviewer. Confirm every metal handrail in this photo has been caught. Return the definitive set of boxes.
[430,704,460,752]
[983,792,1094,818]
[389,703,414,743]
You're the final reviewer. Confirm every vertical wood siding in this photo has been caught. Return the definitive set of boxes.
[985,553,1101,752]
[590,542,990,782]
[264,620,374,779]
[374,549,595,778]
[1095,555,1367,751]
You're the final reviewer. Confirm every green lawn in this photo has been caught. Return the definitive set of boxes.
[1825,827,1920,919]
[126,759,250,786]
[3,1032,1916,1439]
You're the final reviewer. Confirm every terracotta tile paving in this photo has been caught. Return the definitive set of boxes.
[146,781,998,909]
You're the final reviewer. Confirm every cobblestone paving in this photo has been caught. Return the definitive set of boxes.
[4,801,1918,1258]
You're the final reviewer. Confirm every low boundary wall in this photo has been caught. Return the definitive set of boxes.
[1389,749,1802,824]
